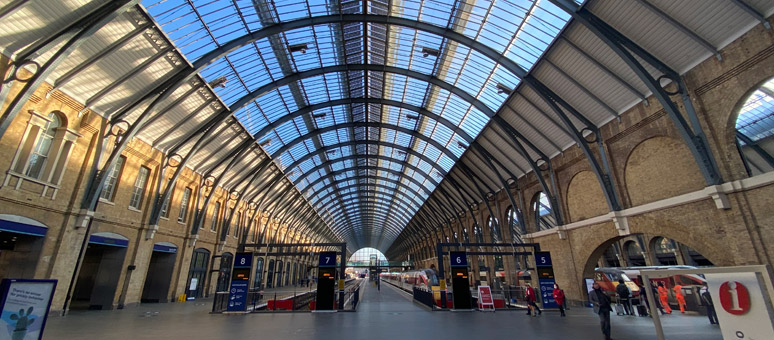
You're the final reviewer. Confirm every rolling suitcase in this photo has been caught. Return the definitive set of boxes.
[615,303,625,315]
[637,305,648,317]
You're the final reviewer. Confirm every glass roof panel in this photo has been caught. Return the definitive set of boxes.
[142,0,569,248]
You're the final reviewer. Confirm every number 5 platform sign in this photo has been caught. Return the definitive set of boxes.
[226,253,252,312]
[0,279,57,340]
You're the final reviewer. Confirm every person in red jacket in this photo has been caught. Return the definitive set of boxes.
[525,282,542,316]
[553,283,566,317]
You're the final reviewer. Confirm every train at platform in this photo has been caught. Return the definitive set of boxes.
[380,268,439,292]
[594,266,706,307]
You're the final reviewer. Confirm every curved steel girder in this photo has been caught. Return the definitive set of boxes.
[328,209,404,237]
[269,122,459,168]
[309,176,428,211]
[161,62,496,164]
[287,140,445,186]
[252,97,474,144]
[326,206,406,239]
[322,192,416,228]
[322,196,413,231]
[190,14,529,90]
[303,161,432,202]
[301,159,432,208]
[303,165,434,205]
[320,190,417,226]
[327,202,410,229]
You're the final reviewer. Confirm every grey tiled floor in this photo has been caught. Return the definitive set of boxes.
[44,280,722,340]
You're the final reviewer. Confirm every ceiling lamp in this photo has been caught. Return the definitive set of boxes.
[421,47,440,58]
[289,43,308,54]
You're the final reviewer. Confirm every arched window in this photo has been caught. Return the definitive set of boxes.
[473,224,484,243]
[506,206,523,243]
[735,78,774,176]
[624,240,646,266]
[487,216,501,242]
[532,192,556,230]
[25,113,60,179]
[652,237,678,266]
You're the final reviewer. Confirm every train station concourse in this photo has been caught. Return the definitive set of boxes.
[0,0,773,339]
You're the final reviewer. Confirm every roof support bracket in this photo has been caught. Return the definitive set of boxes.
[0,0,139,139]
[551,0,724,187]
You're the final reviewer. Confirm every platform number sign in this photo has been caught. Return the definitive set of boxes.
[450,251,467,267]
[534,252,558,309]
[319,251,337,267]
[535,252,552,267]
[226,253,253,312]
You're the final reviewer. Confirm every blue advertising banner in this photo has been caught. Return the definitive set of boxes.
[226,253,252,312]
[0,279,57,340]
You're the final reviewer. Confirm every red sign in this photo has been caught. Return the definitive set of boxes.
[479,286,493,305]
[719,281,750,315]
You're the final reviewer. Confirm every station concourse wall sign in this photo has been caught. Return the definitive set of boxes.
[705,272,774,339]
[0,279,57,340]
[226,253,253,312]
[535,252,558,308]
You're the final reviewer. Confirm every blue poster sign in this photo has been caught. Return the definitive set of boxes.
[449,251,467,267]
[0,279,57,340]
[226,253,252,312]
[319,252,337,267]
[539,279,558,308]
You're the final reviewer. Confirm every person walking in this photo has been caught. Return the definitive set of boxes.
[673,283,686,313]
[552,283,566,317]
[589,282,613,340]
[700,283,718,324]
[650,281,666,315]
[525,282,542,316]
[657,282,672,314]
[616,279,632,316]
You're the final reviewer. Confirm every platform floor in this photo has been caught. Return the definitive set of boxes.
[44,280,722,340]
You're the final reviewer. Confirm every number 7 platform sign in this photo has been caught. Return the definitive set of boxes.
[319,251,337,267]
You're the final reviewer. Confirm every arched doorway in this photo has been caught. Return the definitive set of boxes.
[72,232,129,310]
[216,252,234,292]
[141,242,178,303]
[187,248,210,299]
[0,214,48,281]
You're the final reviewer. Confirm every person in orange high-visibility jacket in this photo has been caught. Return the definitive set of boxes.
[673,284,686,313]
[657,282,672,314]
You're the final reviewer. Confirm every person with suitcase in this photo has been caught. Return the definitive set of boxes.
[616,279,633,315]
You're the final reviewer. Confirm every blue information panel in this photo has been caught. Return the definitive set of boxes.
[318,251,337,267]
[539,279,558,308]
[226,253,252,312]
[449,251,468,267]
[534,252,558,308]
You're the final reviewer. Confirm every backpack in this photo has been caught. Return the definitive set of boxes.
[617,283,630,299]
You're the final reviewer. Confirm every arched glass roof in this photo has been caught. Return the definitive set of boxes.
[348,247,389,266]
[141,0,571,250]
